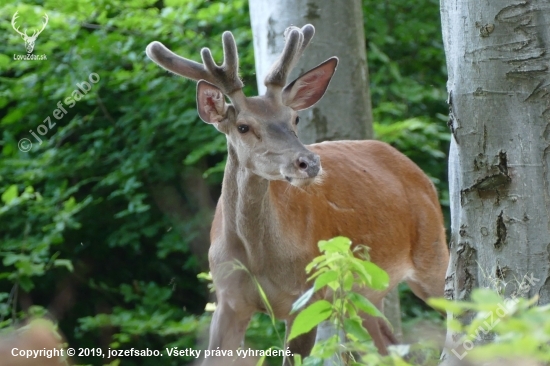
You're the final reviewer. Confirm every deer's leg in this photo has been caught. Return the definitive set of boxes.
[407,228,449,302]
[203,300,252,366]
[362,300,398,355]
[407,271,447,320]
[376,300,399,345]
[283,319,317,366]
[407,239,448,299]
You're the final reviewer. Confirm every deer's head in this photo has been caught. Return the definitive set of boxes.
[146,25,337,187]
[11,11,49,54]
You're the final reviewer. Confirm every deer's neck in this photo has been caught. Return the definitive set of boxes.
[222,145,275,252]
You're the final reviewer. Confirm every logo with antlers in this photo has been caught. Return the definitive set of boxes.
[11,11,49,54]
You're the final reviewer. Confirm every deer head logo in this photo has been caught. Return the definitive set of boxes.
[11,11,49,54]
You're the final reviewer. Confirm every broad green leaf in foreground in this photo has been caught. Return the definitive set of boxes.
[288,300,332,341]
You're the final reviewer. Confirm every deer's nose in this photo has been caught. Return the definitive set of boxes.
[296,153,320,177]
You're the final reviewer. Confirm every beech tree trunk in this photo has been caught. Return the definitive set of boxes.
[249,0,373,144]
[441,0,550,362]
[248,0,402,358]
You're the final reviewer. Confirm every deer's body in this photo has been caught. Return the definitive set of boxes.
[209,139,448,359]
[146,23,449,366]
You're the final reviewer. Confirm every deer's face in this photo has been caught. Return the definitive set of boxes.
[219,96,320,186]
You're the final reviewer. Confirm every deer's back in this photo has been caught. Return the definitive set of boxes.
[269,140,444,285]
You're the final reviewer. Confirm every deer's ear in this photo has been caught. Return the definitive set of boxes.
[197,80,228,124]
[281,57,338,111]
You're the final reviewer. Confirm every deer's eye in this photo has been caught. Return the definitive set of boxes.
[295,116,300,125]
[237,125,249,134]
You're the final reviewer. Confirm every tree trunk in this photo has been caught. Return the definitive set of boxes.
[249,0,402,359]
[249,0,373,144]
[441,0,550,362]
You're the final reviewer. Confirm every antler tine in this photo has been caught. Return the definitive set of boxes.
[264,24,316,89]
[146,41,209,79]
[199,31,243,94]
[35,13,48,36]
[222,31,240,78]
[297,24,315,55]
[11,11,27,37]
[146,31,243,96]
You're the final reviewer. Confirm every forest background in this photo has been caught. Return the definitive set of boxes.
[0,0,449,365]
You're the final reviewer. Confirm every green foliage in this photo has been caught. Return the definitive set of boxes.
[245,313,286,365]
[288,237,433,366]
[288,240,549,365]
[1,0,252,364]
[429,288,550,363]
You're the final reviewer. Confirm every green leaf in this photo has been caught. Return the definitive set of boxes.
[427,298,466,314]
[344,317,371,342]
[470,288,503,305]
[253,278,276,325]
[1,108,25,125]
[63,197,77,211]
[54,259,74,272]
[305,256,326,274]
[349,259,372,285]
[343,271,354,291]
[318,236,351,253]
[314,270,338,291]
[348,292,384,317]
[183,133,226,165]
[0,54,10,69]
[3,253,27,266]
[288,300,332,341]
[447,317,463,332]
[361,261,389,290]
[19,276,34,292]
[345,301,358,318]
[1,185,18,204]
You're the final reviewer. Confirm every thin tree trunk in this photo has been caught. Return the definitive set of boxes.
[249,0,373,144]
[440,1,550,363]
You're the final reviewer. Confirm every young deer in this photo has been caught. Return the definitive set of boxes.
[146,24,449,365]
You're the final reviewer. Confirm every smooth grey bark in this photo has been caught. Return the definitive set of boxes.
[249,0,401,360]
[249,0,373,144]
[441,0,550,363]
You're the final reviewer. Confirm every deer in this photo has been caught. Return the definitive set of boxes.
[146,24,449,365]
[11,11,49,54]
